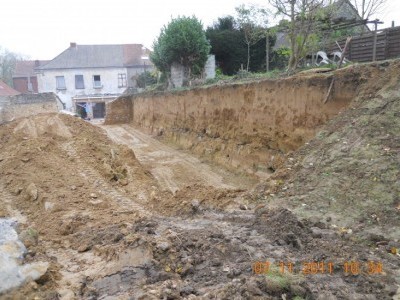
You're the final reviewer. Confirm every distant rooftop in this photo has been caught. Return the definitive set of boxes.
[37,43,153,70]
[0,80,20,96]
[13,60,50,78]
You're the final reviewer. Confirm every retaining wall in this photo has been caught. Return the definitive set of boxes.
[0,93,59,124]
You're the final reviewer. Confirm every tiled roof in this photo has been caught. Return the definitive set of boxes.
[0,80,20,96]
[13,60,50,77]
[37,44,152,70]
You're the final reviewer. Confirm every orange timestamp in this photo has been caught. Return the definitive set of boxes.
[252,260,384,276]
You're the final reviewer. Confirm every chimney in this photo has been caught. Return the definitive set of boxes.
[70,42,77,48]
[35,60,40,67]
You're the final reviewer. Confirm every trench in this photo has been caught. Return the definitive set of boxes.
[105,70,359,177]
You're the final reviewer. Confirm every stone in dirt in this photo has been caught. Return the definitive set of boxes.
[157,241,171,252]
[25,183,38,201]
[239,204,248,210]
[191,199,200,212]
[44,202,54,211]
[19,262,49,283]
[19,229,38,248]
[77,244,91,253]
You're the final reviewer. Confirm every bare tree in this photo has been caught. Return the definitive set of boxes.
[235,4,269,71]
[269,0,326,72]
[0,47,22,86]
[351,0,387,22]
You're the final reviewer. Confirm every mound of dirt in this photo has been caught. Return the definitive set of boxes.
[0,113,246,299]
[0,113,161,298]
[147,183,245,216]
[246,61,400,288]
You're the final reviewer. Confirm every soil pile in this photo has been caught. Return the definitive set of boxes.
[258,60,400,240]
[0,113,247,299]
[0,113,160,299]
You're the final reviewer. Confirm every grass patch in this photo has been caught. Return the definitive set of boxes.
[263,265,305,295]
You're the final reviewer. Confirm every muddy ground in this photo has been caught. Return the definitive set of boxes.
[0,62,399,300]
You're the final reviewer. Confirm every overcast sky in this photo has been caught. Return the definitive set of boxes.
[1,0,399,60]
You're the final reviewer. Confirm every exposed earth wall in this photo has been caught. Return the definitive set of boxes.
[106,69,359,176]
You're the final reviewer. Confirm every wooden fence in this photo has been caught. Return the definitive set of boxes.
[329,26,400,62]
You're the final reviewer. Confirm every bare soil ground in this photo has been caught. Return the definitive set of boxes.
[102,124,255,194]
[0,61,399,300]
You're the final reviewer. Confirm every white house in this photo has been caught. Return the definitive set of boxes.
[36,43,153,118]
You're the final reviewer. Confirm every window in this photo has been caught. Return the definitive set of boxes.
[93,75,102,88]
[75,75,85,89]
[56,76,66,90]
[118,73,127,87]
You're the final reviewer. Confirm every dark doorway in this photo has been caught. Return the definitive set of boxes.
[93,102,105,118]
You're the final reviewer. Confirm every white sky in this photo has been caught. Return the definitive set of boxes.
[1,0,399,60]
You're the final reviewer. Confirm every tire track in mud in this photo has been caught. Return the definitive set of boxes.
[102,125,241,194]
[33,141,155,299]
[61,141,151,218]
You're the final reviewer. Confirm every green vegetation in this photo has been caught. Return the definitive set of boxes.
[145,0,368,92]
[235,4,269,71]
[136,71,157,89]
[150,16,210,86]
[268,0,327,72]
[206,14,277,75]
[263,265,306,296]
[25,227,38,238]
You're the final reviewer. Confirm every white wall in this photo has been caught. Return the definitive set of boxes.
[204,55,216,79]
[37,67,128,110]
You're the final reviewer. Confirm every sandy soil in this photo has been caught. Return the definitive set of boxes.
[102,124,255,194]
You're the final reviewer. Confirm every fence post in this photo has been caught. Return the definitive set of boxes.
[324,37,352,104]
[370,19,384,61]
[266,32,270,72]
[373,23,378,61]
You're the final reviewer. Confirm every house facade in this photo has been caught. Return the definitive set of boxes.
[36,43,153,118]
[13,60,49,93]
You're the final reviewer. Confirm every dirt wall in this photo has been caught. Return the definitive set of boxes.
[104,96,133,125]
[106,69,359,176]
[0,93,59,124]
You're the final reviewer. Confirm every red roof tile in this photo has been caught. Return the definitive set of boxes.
[0,80,20,96]
[13,60,50,77]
